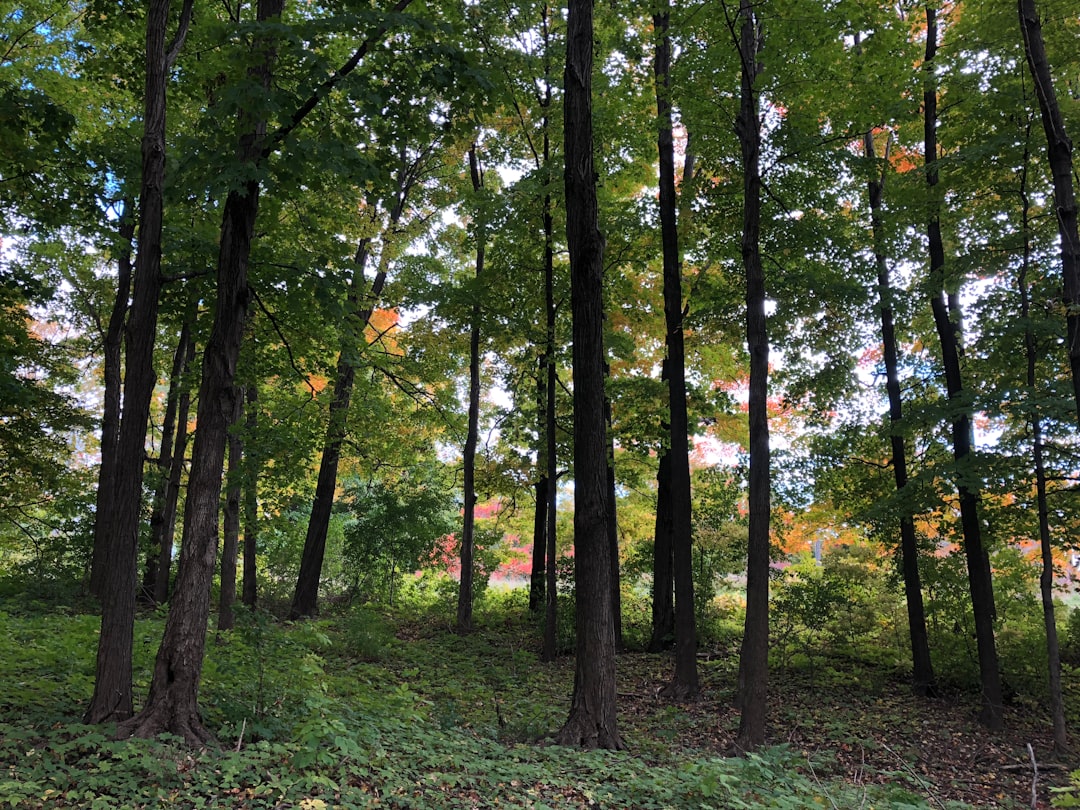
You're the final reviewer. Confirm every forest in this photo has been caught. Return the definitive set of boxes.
[2,0,1080,806]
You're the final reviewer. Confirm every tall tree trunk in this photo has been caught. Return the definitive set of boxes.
[218,388,244,632]
[649,444,674,652]
[289,239,380,619]
[118,0,284,744]
[538,28,560,662]
[530,364,548,612]
[864,129,936,697]
[153,335,195,606]
[141,310,195,604]
[291,146,423,619]
[457,143,486,634]
[85,0,192,726]
[1018,0,1080,426]
[923,5,1003,731]
[242,384,260,608]
[555,0,622,750]
[655,0,697,700]
[89,199,134,598]
[1017,130,1069,753]
[603,378,622,651]
[733,0,769,753]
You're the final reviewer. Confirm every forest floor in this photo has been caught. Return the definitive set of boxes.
[1,598,1077,808]
[612,651,1070,809]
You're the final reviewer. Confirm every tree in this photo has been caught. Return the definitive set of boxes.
[218,387,244,632]
[85,0,193,726]
[922,3,1003,731]
[654,0,698,701]
[555,0,623,750]
[863,128,936,697]
[457,142,486,634]
[730,0,770,753]
[1018,0,1080,427]
[120,0,418,742]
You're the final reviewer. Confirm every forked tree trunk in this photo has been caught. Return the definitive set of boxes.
[654,0,697,700]
[1018,0,1080,426]
[923,5,1003,731]
[733,0,769,753]
[118,0,284,744]
[89,199,134,598]
[457,142,486,634]
[864,129,936,697]
[555,0,622,750]
[85,0,192,726]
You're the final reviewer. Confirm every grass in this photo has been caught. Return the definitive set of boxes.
[0,590,1073,809]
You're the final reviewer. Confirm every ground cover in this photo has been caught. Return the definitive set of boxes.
[0,595,1075,808]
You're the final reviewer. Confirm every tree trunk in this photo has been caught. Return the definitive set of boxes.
[654,1,697,700]
[649,446,674,652]
[218,388,244,632]
[603,380,622,651]
[1017,132,1068,753]
[457,142,485,634]
[118,0,283,744]
[554,0,622,750]
[531,453,548,613]
[1018,0,1080,426]
[154,336,195,606]
[864,129,936,697]
[85,0,192,726]
[538,39,559,662]
[290,239,384,619]
[89,199,134,598]
[923,4,1003,731]
[242,384,260,608]
[142,311,195,604]
[530,363,548,612]
[733,0,769,752]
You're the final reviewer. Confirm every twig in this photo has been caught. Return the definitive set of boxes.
[879,741,947,810]
[235,717,246,752]
[1027,742,1038,810]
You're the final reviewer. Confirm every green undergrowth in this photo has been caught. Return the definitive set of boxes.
[0,601,976,809]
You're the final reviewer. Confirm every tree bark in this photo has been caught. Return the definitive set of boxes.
[242,384,259,608]
[733,0,769,752]
[89,199,134,598]
[923,4,1003,731]
[1018,0,1080,427]
[218,388,244,632]
[555,0,622,749]
[457,142,486,634]
[85,0,192,726]
[864,129,936,697]
[654,1,697,700]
